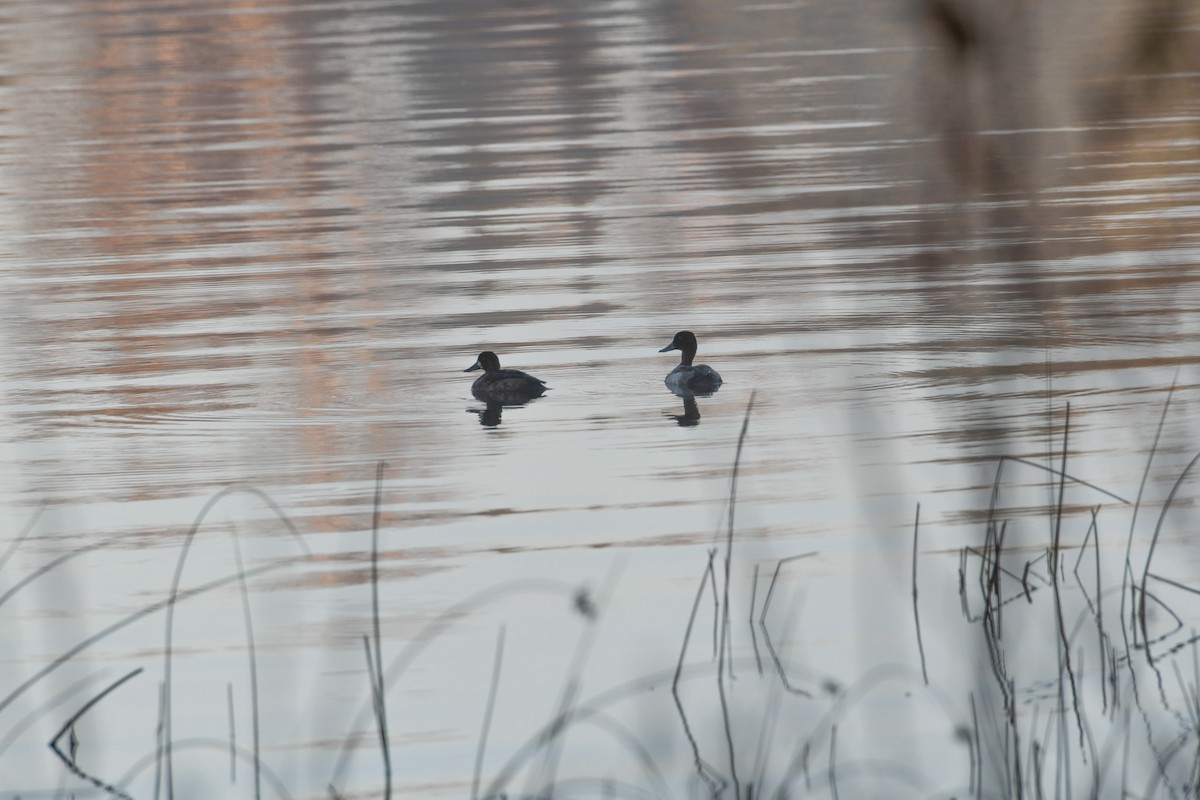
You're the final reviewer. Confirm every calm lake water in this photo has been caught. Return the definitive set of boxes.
[2,0,1200,797]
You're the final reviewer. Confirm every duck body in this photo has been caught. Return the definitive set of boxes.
[464,351,548,402]
[659,331,722,393]
[664,362,723,393]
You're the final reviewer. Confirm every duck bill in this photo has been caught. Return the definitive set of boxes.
[658,343,677,353]
[464,360,482,372]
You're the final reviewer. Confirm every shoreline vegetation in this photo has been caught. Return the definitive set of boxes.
[4,389,1200,799]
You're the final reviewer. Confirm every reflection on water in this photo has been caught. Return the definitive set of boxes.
[1,0,1199,795]
[468,396,545,429]
[663,391,704,427]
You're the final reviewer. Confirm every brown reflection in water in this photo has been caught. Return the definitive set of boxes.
[1,0,1198,516]
[6,0,409,510]
[915,0,1200,260]
[909,0,1200,466]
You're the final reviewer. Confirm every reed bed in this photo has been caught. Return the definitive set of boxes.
[3,388,1200,799]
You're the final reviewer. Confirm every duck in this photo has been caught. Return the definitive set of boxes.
[464,351,548,402]
[659,331,723,392]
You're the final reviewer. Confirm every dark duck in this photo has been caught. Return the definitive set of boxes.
[464,351,549,403]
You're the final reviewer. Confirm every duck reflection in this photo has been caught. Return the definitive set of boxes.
[663,384,718,427]
[467,395,543,428]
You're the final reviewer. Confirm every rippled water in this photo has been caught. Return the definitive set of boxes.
[2,0,1200,796]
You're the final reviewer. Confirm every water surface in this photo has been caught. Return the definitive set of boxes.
[2,0,1200,796]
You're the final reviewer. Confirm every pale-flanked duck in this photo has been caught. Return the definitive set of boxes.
[658,331,722,392]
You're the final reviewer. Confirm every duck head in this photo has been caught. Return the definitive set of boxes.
[659,331,698,366]
[465,351,501,373]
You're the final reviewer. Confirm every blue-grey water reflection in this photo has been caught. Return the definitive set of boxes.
[2,0,1200,796]
[663,390,708,428]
